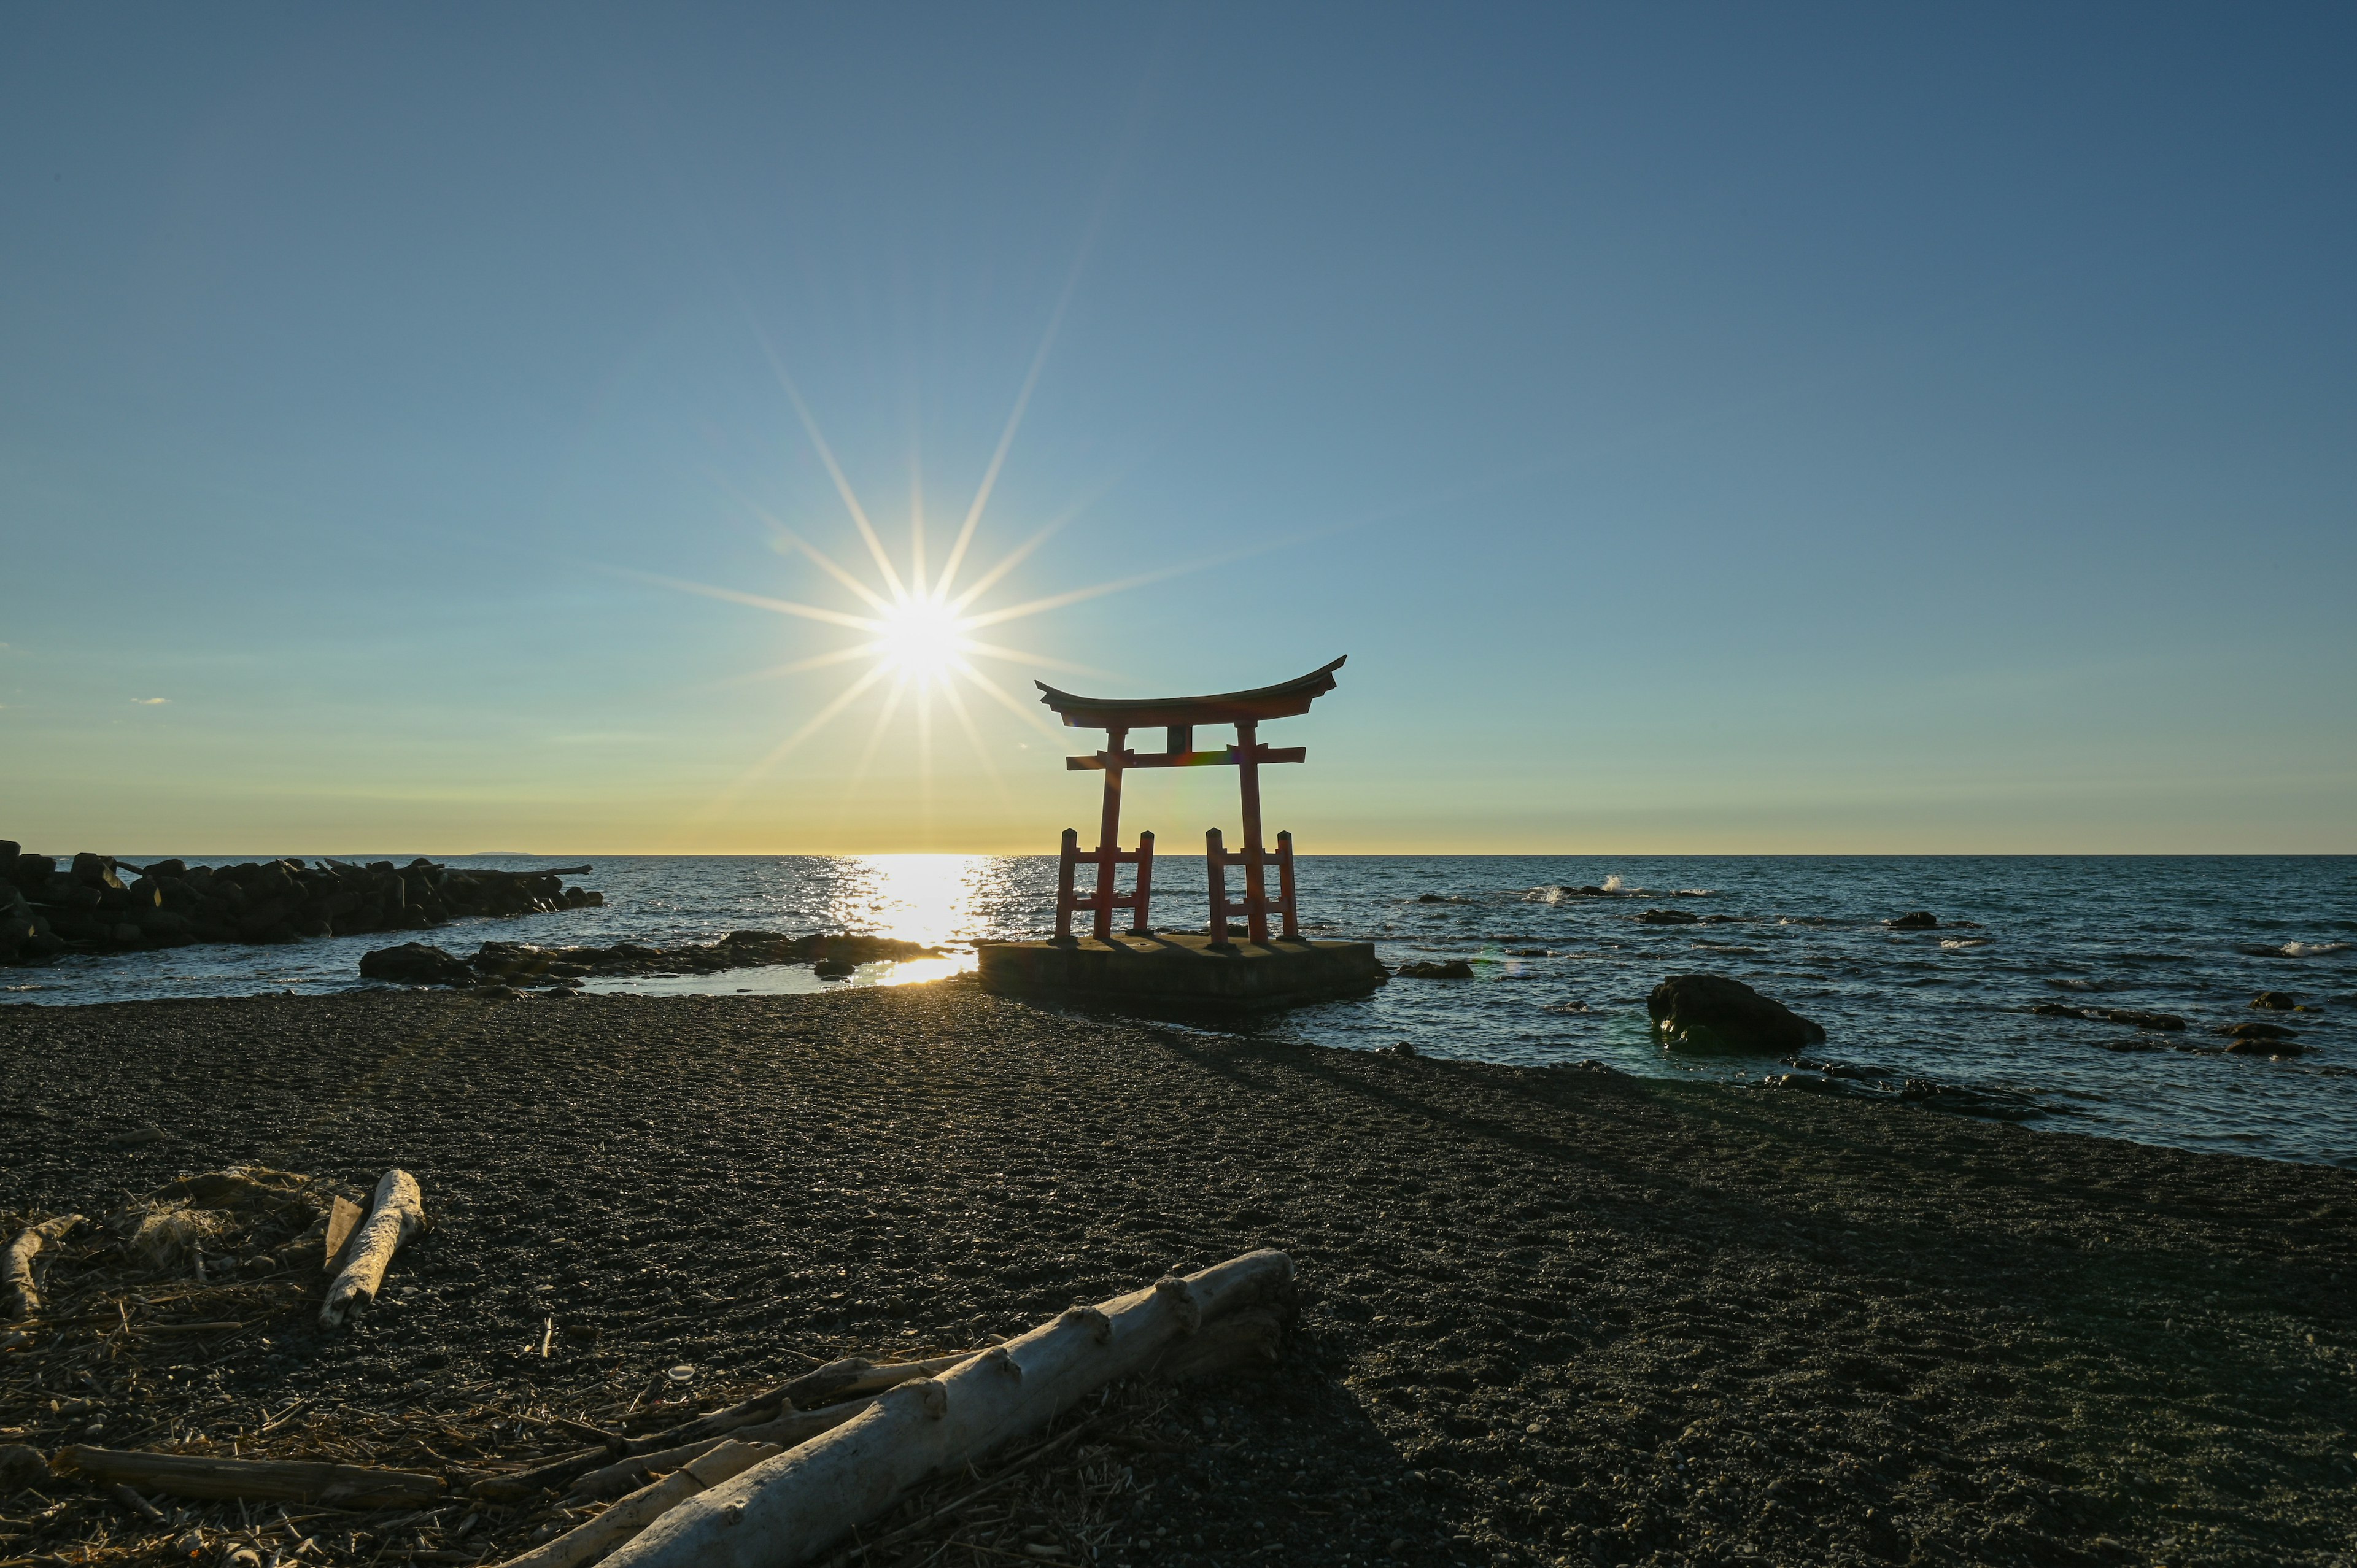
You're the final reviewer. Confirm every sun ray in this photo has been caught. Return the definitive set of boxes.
[842,672,910,800]
[944,486,1115,612]
[759,517,895,612]
[937,676,1013,809]
[950,657,1070,743]
[703,642,883,690]
[951,638,1114,679]
[695,661,896,821]
[934,312,1062,600]
[614,567,881,632]
[748,325,908,600]
[908,463,927,600]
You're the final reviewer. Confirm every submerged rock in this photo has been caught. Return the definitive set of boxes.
[1395,959,1476,979]
[1886,911,1940,930]
[2251,991,2301,1011]
[358,942,477,987]
[2222,1021,2297,1041]
[1635,908,1700,925]
[1648,973,1825,1052]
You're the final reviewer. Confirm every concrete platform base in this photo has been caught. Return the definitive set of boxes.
[975,931,1388,1011]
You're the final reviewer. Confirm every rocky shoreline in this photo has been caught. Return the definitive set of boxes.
[2,983,2351,1567]
[358,930,945,990]
[0,840,599,967]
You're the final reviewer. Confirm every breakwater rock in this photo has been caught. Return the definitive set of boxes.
[360,929,943,989]
[0,838,600,966]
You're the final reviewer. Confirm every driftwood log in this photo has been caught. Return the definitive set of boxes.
[471,1350,981,1502]
[56,1447,444,1507]
[565,1402,874,1504]
[494,1440,779,1568]
[4,1214,82,1318]
[603,1248,1294,1568]
[321,1170,424,1326]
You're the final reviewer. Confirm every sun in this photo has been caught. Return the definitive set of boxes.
[874,594,966,682]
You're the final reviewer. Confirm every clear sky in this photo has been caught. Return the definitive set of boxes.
[2,4,2351,855]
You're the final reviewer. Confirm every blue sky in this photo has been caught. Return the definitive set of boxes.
[2,4,2351,853]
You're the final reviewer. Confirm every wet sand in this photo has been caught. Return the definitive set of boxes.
[4,981,2354,1567]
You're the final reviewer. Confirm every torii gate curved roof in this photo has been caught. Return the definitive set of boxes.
[1035,656,1345,731]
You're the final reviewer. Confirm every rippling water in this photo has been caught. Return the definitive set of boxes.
[7,855,2352,1167]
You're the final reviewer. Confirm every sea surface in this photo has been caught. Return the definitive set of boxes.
[7,855,2353,1168]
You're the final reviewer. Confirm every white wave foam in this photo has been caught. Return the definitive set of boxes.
[2282,941,2350,957]
[1940,938,1987,949]
[1601,874,1625,893]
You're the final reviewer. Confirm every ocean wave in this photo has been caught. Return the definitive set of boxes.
[1940,938,1988,949]
[2237,940,2352,959]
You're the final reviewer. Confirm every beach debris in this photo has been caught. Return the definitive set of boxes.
[0,849,600,967]
[1650,973,1825,1052]
[600,1248,1296,1568]
[2032,1002,2186,1031]
[321,1169,425,1326]
[55,1446,444,1507]
[1393,959,1474,979]
[4,1213,82,1318]
[1886,911,1940,929]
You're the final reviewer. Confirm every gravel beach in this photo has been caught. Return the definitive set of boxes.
[4,981,2354,1568]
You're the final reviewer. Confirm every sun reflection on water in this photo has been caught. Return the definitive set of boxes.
[822,854,1010,984]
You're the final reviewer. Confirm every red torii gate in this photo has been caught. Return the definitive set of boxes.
[1035,656,1345,947]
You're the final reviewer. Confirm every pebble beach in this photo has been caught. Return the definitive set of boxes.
[4,981,2353,1567]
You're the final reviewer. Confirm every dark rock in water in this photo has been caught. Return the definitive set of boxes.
[1648,973,1825,1051]
[1387,1040,1417,1057]
[1635,908,1700,925]
[1395,959,1476,979]
[360,943,479,987]
[2251,991,2300,1011]
[813,956,856,979]
[1886,911,1939,929]
[1415,892,1452,903]
[2226,1036,2304,1057]
[2223,1021,2297,1041]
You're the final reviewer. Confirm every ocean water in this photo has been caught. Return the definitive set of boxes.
[6,855,2353,1168]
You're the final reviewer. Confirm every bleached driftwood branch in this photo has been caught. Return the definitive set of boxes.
[603,1248,1294,1568]
[320,1170,424,1327]
[492,1439,779,1568]
[4,1214,83,1318]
